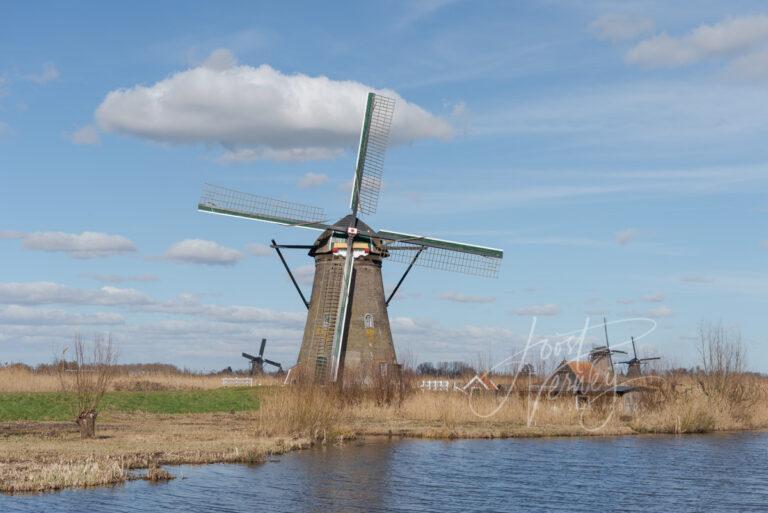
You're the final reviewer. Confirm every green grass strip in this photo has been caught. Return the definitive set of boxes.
[0,388,260,421]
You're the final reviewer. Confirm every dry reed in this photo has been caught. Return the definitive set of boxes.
[255,385,343,441]
[0,366,283,393]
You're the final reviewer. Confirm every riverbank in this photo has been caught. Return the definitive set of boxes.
[4,394,765,493]
[0,411,312,493]
[2,370,767,493]
[0,410,633,494]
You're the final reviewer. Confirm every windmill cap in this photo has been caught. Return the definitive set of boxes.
[330,214,376,235]
[310,214,386,256]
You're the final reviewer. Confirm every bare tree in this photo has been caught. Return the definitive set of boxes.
[696,321,759,418]
[57,334,118,438]
[697,321,745,393]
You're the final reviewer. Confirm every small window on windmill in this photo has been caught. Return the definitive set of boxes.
[379,362,388,378]
[323,313,332,328]
[364,313,374,329]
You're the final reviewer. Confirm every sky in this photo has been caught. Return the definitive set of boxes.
[1,1,766,372]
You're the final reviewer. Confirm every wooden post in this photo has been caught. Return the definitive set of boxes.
[77,411,97,439]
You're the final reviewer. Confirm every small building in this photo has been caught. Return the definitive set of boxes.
[460,373,499,392]
[549,360,612,395]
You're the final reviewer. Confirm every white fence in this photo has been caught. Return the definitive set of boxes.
[419,380,452,391]
[419,376,498,393]
[222,377,253,387]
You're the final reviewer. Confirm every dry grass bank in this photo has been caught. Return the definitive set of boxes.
[0,411,310,493]
[0,365,283,393]
[257,372,768,439]
[627,373,768,434]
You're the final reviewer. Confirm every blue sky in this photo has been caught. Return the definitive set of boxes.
[1,1,766,371]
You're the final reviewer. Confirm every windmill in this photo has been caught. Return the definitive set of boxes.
[616,336,661,377]
[198,92,503,385]
[587,317,627,377]
[242,338,283,375]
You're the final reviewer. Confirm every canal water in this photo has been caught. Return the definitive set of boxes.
[4,432,768,512]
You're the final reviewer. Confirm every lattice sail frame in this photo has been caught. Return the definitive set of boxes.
[385,242,502,278]
[376,229,503,278]
[350,93,396,216]
[198,184,328,229]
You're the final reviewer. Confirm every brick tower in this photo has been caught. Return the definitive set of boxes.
[296,215,396,383]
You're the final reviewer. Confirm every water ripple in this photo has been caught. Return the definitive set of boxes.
[3,432,767,513]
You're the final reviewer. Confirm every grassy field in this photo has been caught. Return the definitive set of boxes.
[0,387,260,421]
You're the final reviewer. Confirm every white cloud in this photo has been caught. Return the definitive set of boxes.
[194,304,305,325]
[620,291,665,305]
[615,228,636,246]
[25,63,60,84]
[626,15,768,68]
[642,292,665,302]
[0,281,303,328]
[0,282,150,306]
[202,48,238,70]
[246,243,272,257]
[591,14,654,42]
[95,50,453,162]
[389,315,533,364]
[513,304,560,316]
[0,230,24,239]
[83,274,159,284]
[22,231,136,258]
[0,305,123,326]
[64,124,100,145]
[0,280,313,367]
[98,286,151,305]
[297,172,329,189]
[438,291,495,304]
[163,239,243,266]
[646,305,672,318]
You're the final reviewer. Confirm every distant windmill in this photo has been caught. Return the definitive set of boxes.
[198,92,503,385]
[616,336,661,377]
[242,338,282,375]
[588,317,627,376]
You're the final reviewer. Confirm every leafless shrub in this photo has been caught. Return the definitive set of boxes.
[56,334,118,438]
[696,321,761,421]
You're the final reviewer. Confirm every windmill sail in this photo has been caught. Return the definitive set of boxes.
[377,229,503,278]
[328,237,356,381]
[350,93,396,216]
[199,184,329,230]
